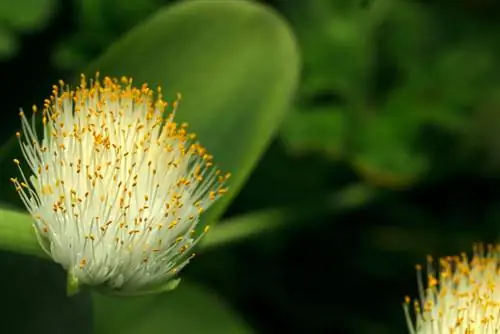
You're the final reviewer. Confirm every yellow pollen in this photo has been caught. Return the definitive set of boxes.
[404,243,500,333]
[11,72,231,291]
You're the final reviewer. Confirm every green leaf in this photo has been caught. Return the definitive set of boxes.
[284,0,373,101]
[85,0,299,223]
[0,207,46,259]
[351,113,427,188]
[0,24,19,60]
[280,106,346,157]
[93,281,253,334]
[95,278,181,297]
[103,0,163,32]
[432,42,497,107]
[377,1,435,78]
[0,0,57,32]
[0,0,299,256]
[0,182,375,260]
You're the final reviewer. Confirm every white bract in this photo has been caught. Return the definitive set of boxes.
[404,244,500,333]
[11,74,229,292]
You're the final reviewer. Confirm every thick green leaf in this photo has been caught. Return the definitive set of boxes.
[0,0,299,256]
[86,0,299,224]
[0,182,375,259]
[88,0,299,224]
[0,207,46,259]
[93,281,253,334]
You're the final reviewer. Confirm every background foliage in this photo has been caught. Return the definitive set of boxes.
[1,0,500,333]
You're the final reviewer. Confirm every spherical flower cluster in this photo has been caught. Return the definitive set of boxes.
[404,244,500,333]
[11,73,229,293]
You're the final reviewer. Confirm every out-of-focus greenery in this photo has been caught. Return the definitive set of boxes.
[1,0,500,333]
[0,0,298,333]
[53,0,172,70]
[0,0,57,59]
[280,0,500,187]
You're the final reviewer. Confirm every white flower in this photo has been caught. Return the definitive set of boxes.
[11,73,230,292]
[404,244,500,333]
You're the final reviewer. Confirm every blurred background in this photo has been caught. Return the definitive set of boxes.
[2,0,500,333]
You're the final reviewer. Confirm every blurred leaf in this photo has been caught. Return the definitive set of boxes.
[283,0,373,101]
[0,251,92,334]
[0,0,299,260]
[0,180,375,259]
[0,0,57,32]
[93,281,252,334]
[351,113,427,188]
[349,40,500,186]
[0,207,47,259]
[103,0,163,32]
[200,183,377,250]
[463,86,500,170]
[86,0,300,224]
[280,106,346,157]
[377,1,436,78]
[52,39,90,70]
[72,0,117,50]
[51,0,122,71]
[76,0,108,31]
[432,42,497,107]
[0,25,19,60]
[95,278,181,297]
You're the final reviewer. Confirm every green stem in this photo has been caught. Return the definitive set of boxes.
[200,183,377,250]
[0,183,376,258]
[0,208,47,259]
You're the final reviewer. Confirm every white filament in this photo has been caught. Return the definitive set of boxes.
[404,245,500,333]
[11,75,229,291]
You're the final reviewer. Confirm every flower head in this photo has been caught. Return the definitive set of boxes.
[404,244,500,333]
[11,73,230,293]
